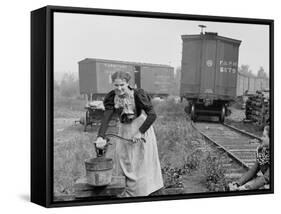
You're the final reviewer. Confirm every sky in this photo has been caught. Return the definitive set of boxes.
[54,12,269,78]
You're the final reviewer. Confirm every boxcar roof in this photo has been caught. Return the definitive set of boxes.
[181,32,242,45]
[78,58,173,69]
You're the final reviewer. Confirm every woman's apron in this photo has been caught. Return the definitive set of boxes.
[113,111,164,197]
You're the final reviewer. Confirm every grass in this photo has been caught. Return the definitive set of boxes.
[200,153,228,192]
[54,134,95,194]
[54,95,85,118]
[53,96,231,195]
[152,98,202,168]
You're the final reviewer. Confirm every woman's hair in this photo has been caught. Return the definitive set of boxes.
[111,71,131,82]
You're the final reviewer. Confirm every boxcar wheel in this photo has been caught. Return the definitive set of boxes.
[190,104,197,122]
[219,105,226,123]
[184,105,190,114]
[84,111,89,132]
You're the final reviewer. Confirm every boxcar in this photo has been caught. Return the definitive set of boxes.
[248,77,256,93]
[236,73,269,96]
[78,58,174,100]
[254,77,269,92]
[140,65,173,97]
[236,72,250,96]
[180,32,241,122]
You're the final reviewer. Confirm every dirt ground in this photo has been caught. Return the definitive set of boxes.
[182,173,209,193]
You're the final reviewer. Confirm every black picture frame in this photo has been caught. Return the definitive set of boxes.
[31,5,274,208]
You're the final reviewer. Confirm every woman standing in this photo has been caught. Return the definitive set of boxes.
[95,71,164,197]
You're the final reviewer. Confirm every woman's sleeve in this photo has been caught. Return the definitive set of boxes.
[263,167,270,183]
[97,90,115,138]
[243,167,269,190]
[135,89,157,134]
[237,161,259,186]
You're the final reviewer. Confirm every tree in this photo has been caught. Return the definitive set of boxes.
[257,66,267,78]
[239,64,254,77]
[54,80,60,92]
[60,73,79,97]
[175,67,181,80]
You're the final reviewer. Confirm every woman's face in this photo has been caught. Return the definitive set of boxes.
[113,78,129,96]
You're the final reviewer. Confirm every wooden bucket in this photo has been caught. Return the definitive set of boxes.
[85,157,113,186]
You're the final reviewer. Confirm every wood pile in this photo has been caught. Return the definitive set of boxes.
[245,91,270,127]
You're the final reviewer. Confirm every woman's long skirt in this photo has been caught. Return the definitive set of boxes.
[114,112,163,197]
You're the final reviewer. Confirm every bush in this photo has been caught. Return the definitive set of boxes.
[60,73,79,98]
[153,98,186,117]
[183,149,203,173]
[200,153,228,192]
[153,100,204,189]
[161,165,184,188]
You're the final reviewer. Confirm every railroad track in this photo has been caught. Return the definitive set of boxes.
[191,121,262,180]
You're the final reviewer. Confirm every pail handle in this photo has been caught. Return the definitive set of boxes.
[105,133,146,143]
[94,134,146,157]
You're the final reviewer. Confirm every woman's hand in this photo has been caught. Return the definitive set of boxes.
[132,131,145,144]
[238,185,249,191]
[95,137,107,148]
[228,182,239,191]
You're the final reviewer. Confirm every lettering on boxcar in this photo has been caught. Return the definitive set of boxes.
[206,59,213,67]
[104,63,128,69]
[219,60,237,73]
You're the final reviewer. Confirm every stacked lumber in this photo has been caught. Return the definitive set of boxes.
[245,91,270,127]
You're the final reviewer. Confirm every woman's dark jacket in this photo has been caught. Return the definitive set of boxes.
[98,88,157,138]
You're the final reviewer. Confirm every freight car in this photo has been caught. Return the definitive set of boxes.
[78,58,174,100]
[236,72,269,96]
[180,32,241,122]
[78,58,174,131]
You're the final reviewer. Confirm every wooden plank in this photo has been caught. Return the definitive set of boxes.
[215,140,253,145]
[75,187,125,198]
[240,159,256,163]
[229,149,256,152]
[75,176,125,191]
[224,165,247,174]
[74,176,126,198]
[163,188,185,195]
[53,194,75,201]
[233,154,256,159]
[225,146,258,150]
[207,134,246,139]
[222,163,232,167]
[231,151,256,155]
[232,151,256,155]
[149,188,185,196]
[225,173,243,179]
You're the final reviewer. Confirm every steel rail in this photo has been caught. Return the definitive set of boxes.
[191,121,252,170]
[223,122,262,141]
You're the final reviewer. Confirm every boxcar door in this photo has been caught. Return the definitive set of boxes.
[199,39,217,96]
